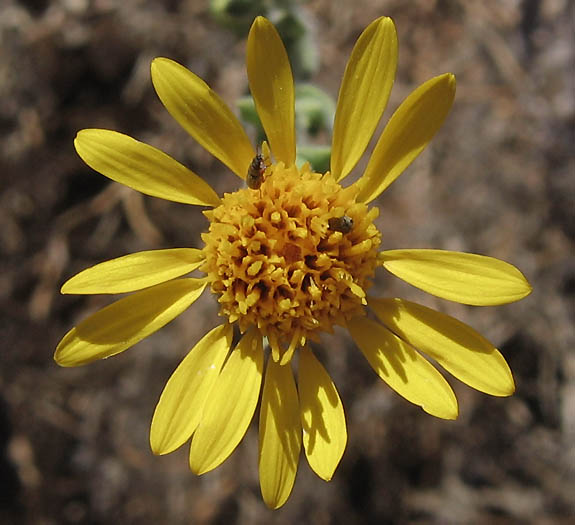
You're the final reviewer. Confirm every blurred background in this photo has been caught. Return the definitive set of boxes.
[1,0,573,523]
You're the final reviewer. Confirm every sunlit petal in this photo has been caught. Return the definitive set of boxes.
[348,316,458,419]
[151,58,254,178]
[259,358,301,509]
[379,249,532,305]
[62,249,205,295]
[75,129,220,206]
[299,347,347,481]
[331,17,397,181]
[150,324,233,455]
[247,17,296,166]
[355,73,456,203]
[370,298,515,396]
[54,279,206,367]
[189,329,264,474]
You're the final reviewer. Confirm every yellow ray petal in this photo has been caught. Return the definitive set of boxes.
[259,358,301,509]
[62,248,205,295]
[151,58,255,178]
[150,324,233,455]
[370,298,515,396]
[247,16,296,166]
[298,347,347,481]
[331,17,398,182]
[189,328,263,474]
[355,73,456,203]
[347,316,458,420]
[378,249,532,306]
[54,279,206,367]
[75,129,220,206]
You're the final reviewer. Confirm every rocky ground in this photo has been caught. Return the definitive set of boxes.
[0,0,573,523]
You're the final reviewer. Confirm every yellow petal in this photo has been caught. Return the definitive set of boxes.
[151,58,254,178]
[370,298,515,396]
[54,279,206,367]
[379,249,532,306]
[150,324,233,455]
[247,17,296,166]
[355,73,456,203]
[298,347,347,481]
[62,248,205,295]
[259,358,301,509]
[331,17,398,182]
[189,329,263,474]
[75,129,220,206]
[347,316,458,420]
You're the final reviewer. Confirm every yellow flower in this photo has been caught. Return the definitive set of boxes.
[55,16,532,509]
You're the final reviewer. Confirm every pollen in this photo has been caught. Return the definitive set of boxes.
[201,161,381,361]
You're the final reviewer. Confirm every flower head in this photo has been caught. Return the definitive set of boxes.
[55,16,532,509]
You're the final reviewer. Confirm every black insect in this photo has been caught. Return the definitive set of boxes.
[328,215,354,234]
[247,152,267,190]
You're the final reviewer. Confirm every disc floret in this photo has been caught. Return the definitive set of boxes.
[201,161,381,361]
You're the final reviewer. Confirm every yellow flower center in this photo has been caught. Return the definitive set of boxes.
[201,161,381,362]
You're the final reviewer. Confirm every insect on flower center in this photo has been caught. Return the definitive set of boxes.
[201,160,381,362]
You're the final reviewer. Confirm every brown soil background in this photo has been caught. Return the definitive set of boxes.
[1,0,573,523]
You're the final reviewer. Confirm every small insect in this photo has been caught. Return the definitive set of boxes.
[328,215,354,234]
[247,144,270,190]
